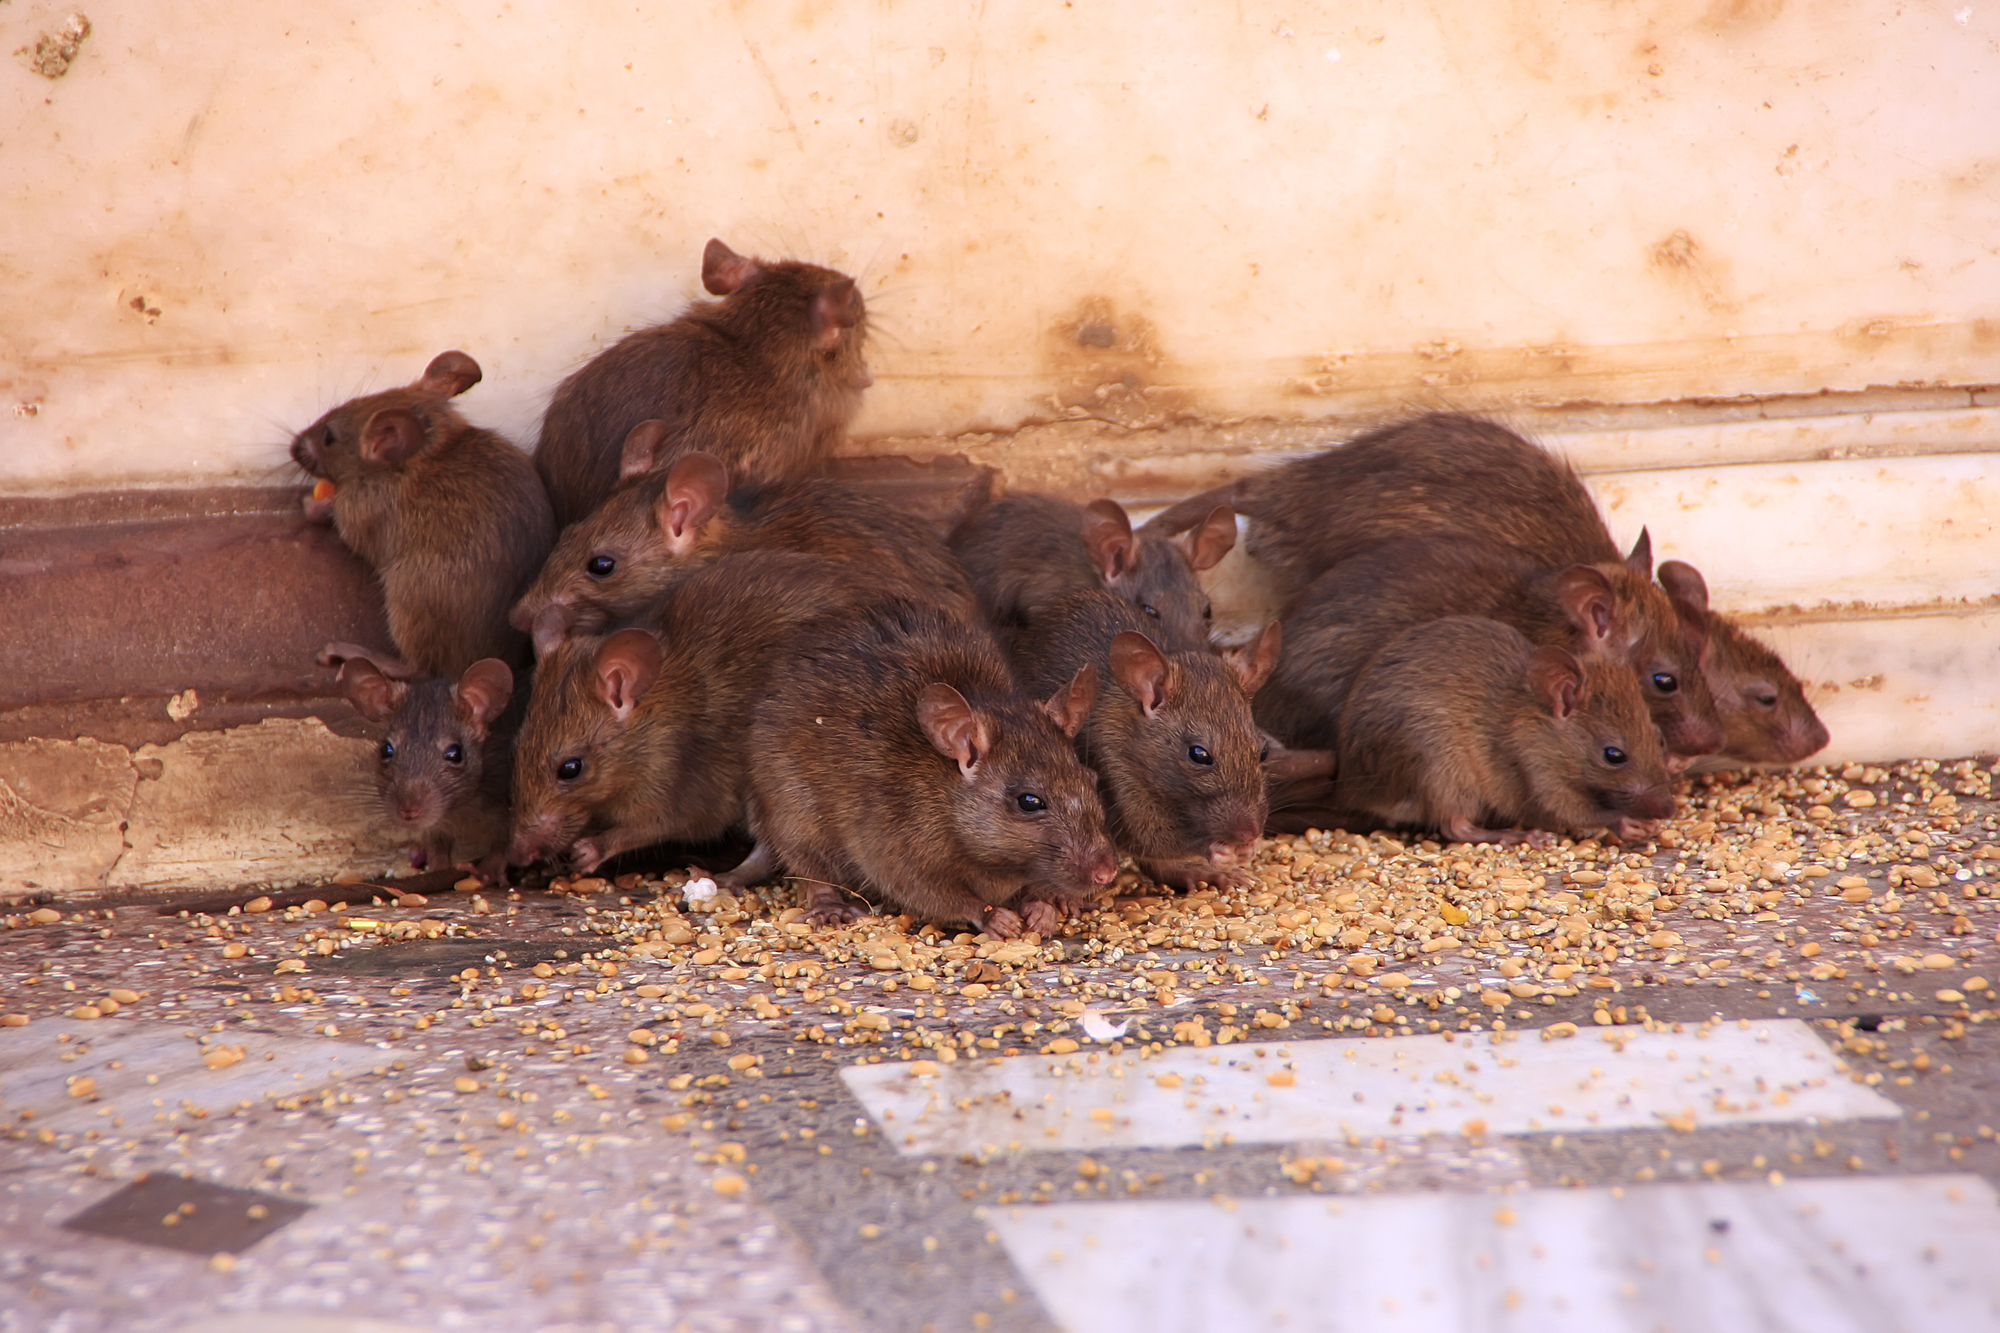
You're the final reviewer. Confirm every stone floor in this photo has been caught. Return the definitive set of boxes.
[4,757,2000,1331]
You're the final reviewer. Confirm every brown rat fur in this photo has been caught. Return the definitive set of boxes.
[291,351,554,677]
[1012,589,1280,891]
[534,239,871,528]
[947,493,1234,651]
[511,438,975,657]
[508,550,869,872]
[728,598,1117,937]
[1254,534,1724,761]
[1332,616,1676,844]
[332,650,518,883]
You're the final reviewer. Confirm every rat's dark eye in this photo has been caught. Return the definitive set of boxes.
[1203,602,1214,621]
[1603,745,1628,766]
[1016,792,1047,814]
[1140,603,1161,621]
[586,555,616,578]
[1651,672,1678,695]
[1188,744,1213,766]
[1753,689,1779,709]
[378,739,396,762]
[557,757,584,782]
[443,743,464,765]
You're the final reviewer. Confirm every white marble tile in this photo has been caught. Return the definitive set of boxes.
[841,1021,1899,1157]
[0,1019,389,1133]
[993,1174,2000,1333]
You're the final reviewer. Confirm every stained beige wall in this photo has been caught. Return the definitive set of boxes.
[2,0,1996,489]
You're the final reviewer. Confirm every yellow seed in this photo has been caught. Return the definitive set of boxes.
[69,1005,102,1020]
[68,1076,96,1099]
[1494,1206,1517,1226]
[0,1015,28,1027]
[623,1048,650,1064]
[496,1110,517,1128]
[960,983,991,1000]
[1377,972,1413,989]
[454,1077,480,1093]
[1843,790,1876,808]
[1799,943,1821,958]
[1921,954,1954,970]
[1046,1038,1080,1055]
[208,1252,237,1273]
[1937,989,1965,1004]
[635,984,667,998]
[1266,1070,1296,1087]
[108,989,140,1004]
[712,1174,747,1198]
[28,908,60,925]
[94,998,120,1014]
[1155,1072,1183,1088]
[627,1029,656,1046]
[858,1223,882,1239]
[204,1046,245,1070]
[727,1053,759,1071]
[1542,1022,1579,1041]
[1090,1107,1115,1122]
[244,897,273,913]
[222,943,248,959]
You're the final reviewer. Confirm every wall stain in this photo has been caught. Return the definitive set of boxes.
[1040,296,1191,429]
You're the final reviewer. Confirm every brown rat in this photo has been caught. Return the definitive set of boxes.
[1695,612,1831,765]
[291,351,554,677]
[947,493,1235,651]
[331,649,518,883]
[1012,589,1281,891]
[534,239,871,528]
[1146,413,1611,601]
[1254,533,1725,762]
[1332,615,1676,844]
[508,550,871,873]
[511,434,975,658]
[726,598,1117,937]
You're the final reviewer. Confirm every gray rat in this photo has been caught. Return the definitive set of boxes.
[291,350,554,678]
[1012,589,1281,891]
[727,598,1116,938]
[1332,615,1676,845]
[510,435,975,658]
[331,649,517,883]
[534,239,871,528]
[947,493,1235,651]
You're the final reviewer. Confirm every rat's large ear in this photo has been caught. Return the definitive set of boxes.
[918,683,992,778]
[360,408,428,464]
[812,277,864,352]
[1625,527,1654,578]
[618,420,673,481]
[338,658,408,725]
[1081,499,1138,583]
[1555,565,1618,647]
[1525,645,1586,721]
[594,630,662,721]
[702,238,760,295]
[1657,559,1711,654]
[1040,664,1100,739]
[1109,631,1172,716]
[1176,505,1238,572]
[452,659,514,737]
[417,351,482,398]
[656,452,729,555]
[1225,620,1283,696]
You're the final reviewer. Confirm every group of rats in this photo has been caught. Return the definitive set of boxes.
[289,238,1828,940]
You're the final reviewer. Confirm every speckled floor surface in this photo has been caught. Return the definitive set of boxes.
[5,759,2000,1332]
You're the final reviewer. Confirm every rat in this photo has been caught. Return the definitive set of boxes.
[291,350,555,678]
[1331,615,1677,844]
[533,238,872,528]
[1011,589,1282,891]
[1150,411,1816,761]
[947,493,1235,650]
[725,597,1117,937]
[1254,533,1725,763]
[1695,614,1832,765]
[511,433,976,657]
[508,550,875,872]
[329,648,518,883]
